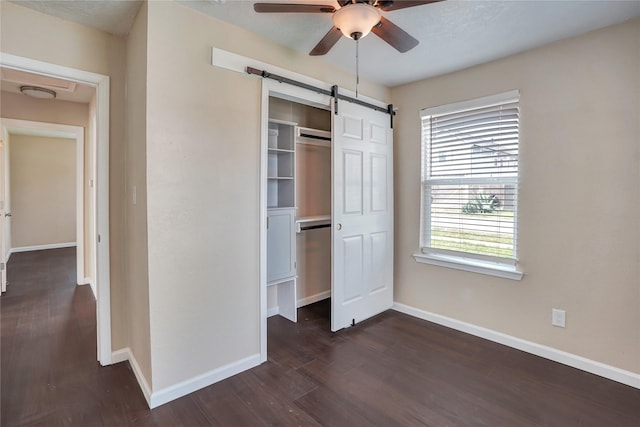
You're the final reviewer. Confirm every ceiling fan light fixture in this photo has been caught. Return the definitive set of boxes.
[20,85,56,99]
[332,3,381,40]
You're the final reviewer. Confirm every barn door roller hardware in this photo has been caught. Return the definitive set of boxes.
[245,66,396,128]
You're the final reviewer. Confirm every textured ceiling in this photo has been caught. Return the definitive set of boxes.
[187,0,640,87]
[9,0,143,37]
[8,0,640,87]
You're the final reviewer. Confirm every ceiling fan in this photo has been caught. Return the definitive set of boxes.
[254,1,443,56]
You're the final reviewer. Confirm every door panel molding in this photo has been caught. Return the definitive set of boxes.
[332,100,394,332]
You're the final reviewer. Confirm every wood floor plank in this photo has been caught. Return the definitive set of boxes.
[191,383,268,426]
[294,387,380,427]
[3,248,639,426]
[224,370,324,427]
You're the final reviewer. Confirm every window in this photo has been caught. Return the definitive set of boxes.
[416,91,522,279]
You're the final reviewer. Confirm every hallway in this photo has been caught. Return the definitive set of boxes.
[1,248,146,425]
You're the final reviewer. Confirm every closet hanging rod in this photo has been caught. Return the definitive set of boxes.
[298,133,330,141]
[299,223,331,232]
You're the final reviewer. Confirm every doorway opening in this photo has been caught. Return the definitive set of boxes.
[266,93,333,323]
[0,53,112,365]
[1,120,86,290]
[259,76,395,362]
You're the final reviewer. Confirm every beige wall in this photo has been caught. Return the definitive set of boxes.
[391,18,640,373]
[124,0,152,387]
[9,134,75,248]
[144,1,388,390]
[1,1,128,349]
[1,91,88,126]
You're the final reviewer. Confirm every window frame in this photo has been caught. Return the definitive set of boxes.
[414,90,523,280]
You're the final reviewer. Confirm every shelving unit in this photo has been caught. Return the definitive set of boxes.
[267,119,297,322]
[266,118,333,324]
[267,120,296,208]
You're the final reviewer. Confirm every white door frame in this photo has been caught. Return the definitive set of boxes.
[1,119,85,285]
[0,52,112,365]
[258,83,388,362]
[0,137,6,292]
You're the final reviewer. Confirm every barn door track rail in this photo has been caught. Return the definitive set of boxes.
[246,66,395,128]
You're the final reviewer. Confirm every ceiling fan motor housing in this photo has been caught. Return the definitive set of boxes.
[332,3,381,40]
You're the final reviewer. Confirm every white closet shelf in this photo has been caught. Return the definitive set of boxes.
[296,126,331,148]
[268,148,294,153]
[296,215,331,233]
[268,176,294,180]
[267,276,298,287]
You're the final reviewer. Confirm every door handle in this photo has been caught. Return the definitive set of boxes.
[336,223,342,230]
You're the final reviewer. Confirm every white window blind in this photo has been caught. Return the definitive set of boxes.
[420,91,520,262]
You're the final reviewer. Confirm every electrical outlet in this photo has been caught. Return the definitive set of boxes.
[552,309,566,328]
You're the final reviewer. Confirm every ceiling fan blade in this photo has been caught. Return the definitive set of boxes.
[376,0,444,12]
[254,3,336,13]
[371,16,419,53]
[310,26,342,56]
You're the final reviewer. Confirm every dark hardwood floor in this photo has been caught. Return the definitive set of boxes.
[2,248,639,426]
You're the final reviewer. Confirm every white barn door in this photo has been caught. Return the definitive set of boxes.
[331,100,393,332]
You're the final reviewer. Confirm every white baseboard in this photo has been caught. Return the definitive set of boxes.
[111,348,129,364]
[393,302,640,390]
[10,242,76,254]
[149,353,261,409]
[112,349,263,409]
[111,347,153,407]
[297,290,330,308]
[268,290,331,318]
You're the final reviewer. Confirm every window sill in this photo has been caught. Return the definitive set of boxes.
[413,252,523,281]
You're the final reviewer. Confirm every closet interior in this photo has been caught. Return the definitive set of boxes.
[266,96,332,323]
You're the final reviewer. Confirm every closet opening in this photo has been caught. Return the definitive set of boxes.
[266,94,333,327]
[259,74,394,362]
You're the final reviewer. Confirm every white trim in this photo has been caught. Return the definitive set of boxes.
[267,306,279,317]
[1,52,111,366]
[259,77,269,362]
[211,47,388,110]
[149,354,261,409]
[75,124,84,287]
[297,290,331,308]
[0,119,85,285]
[10,242,76,254]
[413,252,523,280]
[393,302,640,389]
[81,278,93,294]
[420,89,520,117]
[111,348,130,364]
[111,347,153,407]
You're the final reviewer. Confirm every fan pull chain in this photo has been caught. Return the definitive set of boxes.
[355,37,359,98]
